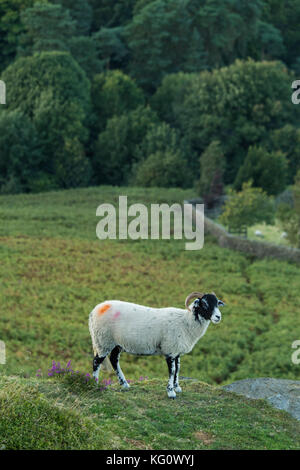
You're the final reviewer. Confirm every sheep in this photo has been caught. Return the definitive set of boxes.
[88,292,225,398]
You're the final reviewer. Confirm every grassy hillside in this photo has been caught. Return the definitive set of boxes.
[1,374,299,450]
[0,186,299,385]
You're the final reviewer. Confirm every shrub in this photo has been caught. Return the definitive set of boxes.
[132,149,189,188]
[234,145,288,195]
[93,105,158,185]
[91,70,144,132]
[220,181,275,230]
[277,170,300,247]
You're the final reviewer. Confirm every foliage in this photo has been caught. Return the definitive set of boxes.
[93,106,159,185]
[220,182,275,229]
[269,125,300,183]
[92,27,128,70]
[196,141,225,206]
[2,51,91,190]
[234,145,288,195]
[91,70,144,133]
[125,0,207,92]
[0,110,42,194]
[20,2,76,54]
[0,0,35,71]
[277,170,300,248]
[132,150,189,188]
[159,60,296,184]
[51,0,93,35]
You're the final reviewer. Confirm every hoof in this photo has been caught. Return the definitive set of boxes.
[174,386,182,393]
[121,382,130,390]
[167,390,176,399]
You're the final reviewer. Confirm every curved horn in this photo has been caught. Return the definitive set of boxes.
[185,292,204,311]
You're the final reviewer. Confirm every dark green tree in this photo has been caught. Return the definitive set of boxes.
[196,141,225,206]
[91,70,144,133]
[20,2,76,54]
[0,0,34,71]
[51,0,93,35]
[93,106,159,185]
[234,146,288,196]
[2,51,91,189]
[133,149,189,188]
[0,110,43,193]
[125,0,207,92]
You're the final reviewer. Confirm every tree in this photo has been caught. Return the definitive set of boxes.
[125,0,207,92]
[269,125,300,183]
[93,106,159,185]
[92,27,128,70]
[2,51,91,189]
[220,182,274,230]
[159,60,297,184]
[0,110,43,193]
[69,36,102,78]
[0,0,34,71]
[234,146,288,195]
[51,0,93,35]
[277,170,300,248]
[20,2,76,54]
[89,0,135,31]
[91,70,144,133]
[196,141,225,206]
[133,149,189,188]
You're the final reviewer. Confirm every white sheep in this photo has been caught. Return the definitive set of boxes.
[88,292,225,398]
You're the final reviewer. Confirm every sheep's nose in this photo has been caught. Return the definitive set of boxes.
[215,315,220,320]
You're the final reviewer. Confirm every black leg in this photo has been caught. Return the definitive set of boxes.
[110,346,130,389]
[93,353,106,381]
[165,355,176,398]
[174,355,182,392]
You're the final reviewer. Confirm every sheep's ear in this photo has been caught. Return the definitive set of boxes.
[218,300,225,307]
[201,298,209,310]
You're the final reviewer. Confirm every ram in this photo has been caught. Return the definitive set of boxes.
[88,292,225,398]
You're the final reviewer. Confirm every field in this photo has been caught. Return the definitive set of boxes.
[0,186,300,449]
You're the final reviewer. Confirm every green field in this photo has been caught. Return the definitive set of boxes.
[0,186,300,449]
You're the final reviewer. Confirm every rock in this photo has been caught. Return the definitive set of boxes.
[254,230,264,238]
[223,378,300,421]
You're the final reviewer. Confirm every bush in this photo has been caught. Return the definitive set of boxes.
[234,145,288,195]
[277,170,300,247]
[220,181,275,230]
[91,70,144,132]
[132,149,189,188]
[93,106,158,185]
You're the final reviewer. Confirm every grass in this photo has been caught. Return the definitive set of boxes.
[0,184,300,449]
[0,374,299,450]
[247,220,290,246]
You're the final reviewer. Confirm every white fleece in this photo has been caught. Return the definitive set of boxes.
[89,300,210,358]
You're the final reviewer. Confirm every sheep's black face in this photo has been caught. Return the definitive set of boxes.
[193,294,225,324]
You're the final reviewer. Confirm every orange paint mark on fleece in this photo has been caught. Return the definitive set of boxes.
[97,304,111,316]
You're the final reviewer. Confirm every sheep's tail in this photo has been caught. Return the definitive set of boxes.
[89,311,113,372]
